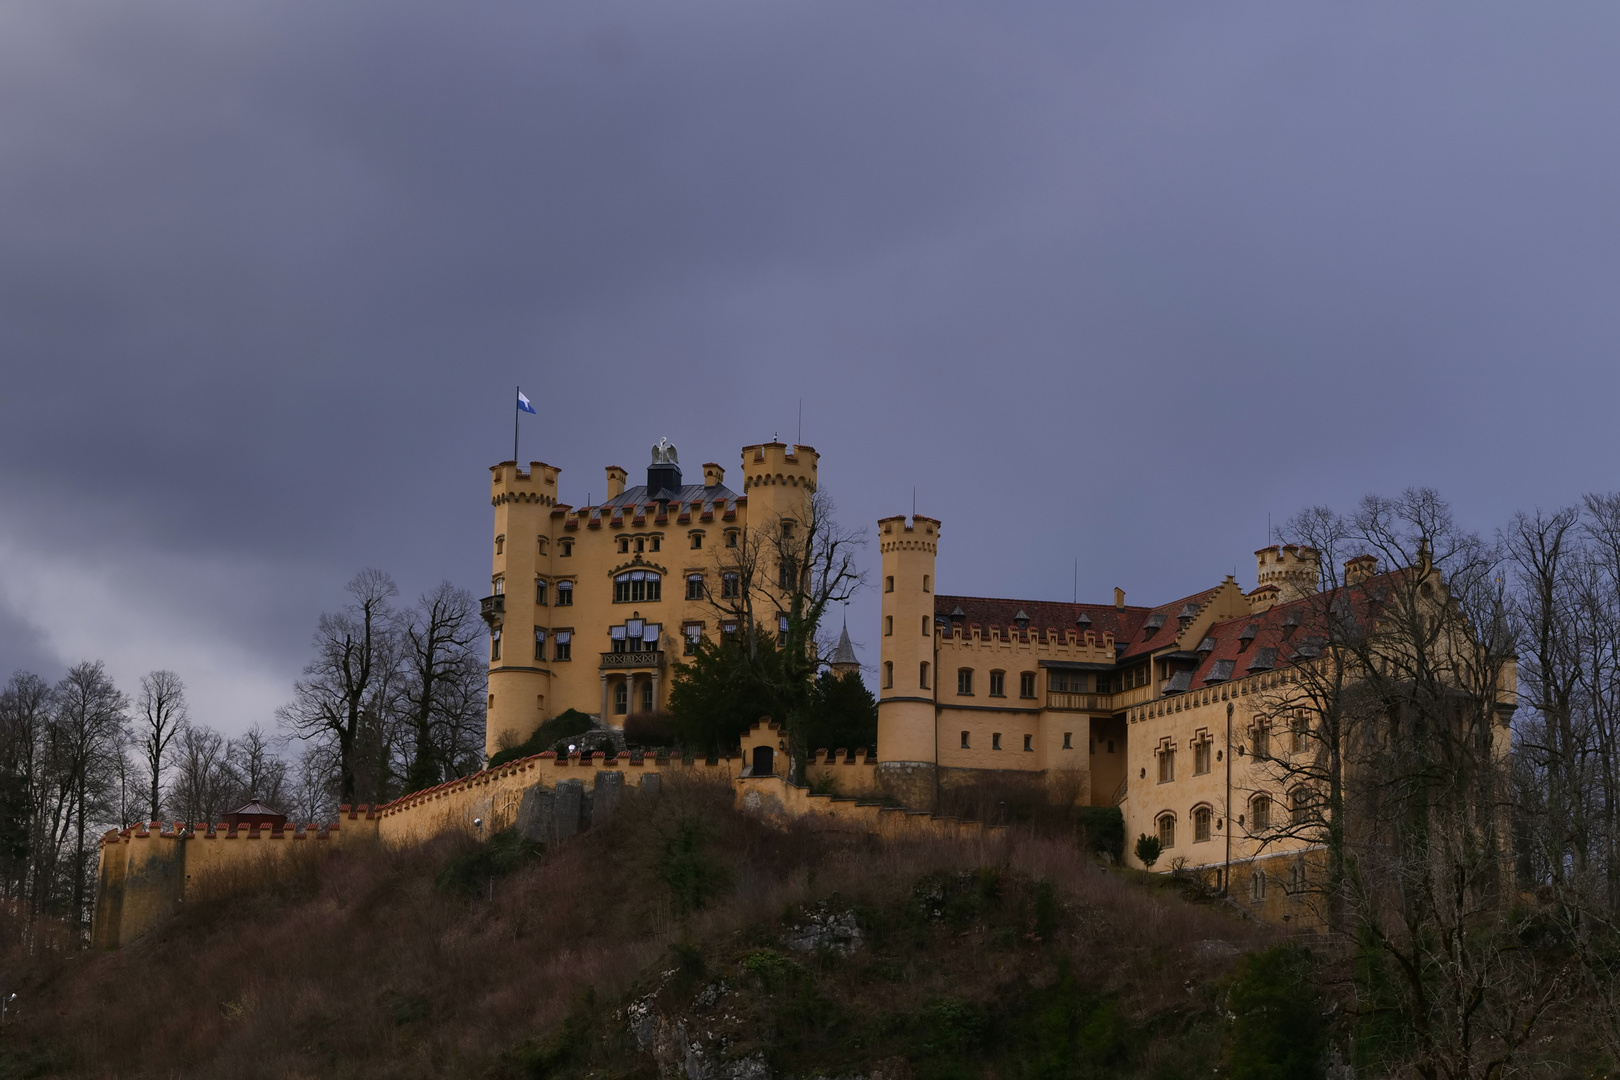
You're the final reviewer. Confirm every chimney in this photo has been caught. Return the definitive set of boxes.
[605,466,627,500]
[702,462,725,488]
[647,437,682,500]
[1344,554,1377,584]
[1114,587,1126,609]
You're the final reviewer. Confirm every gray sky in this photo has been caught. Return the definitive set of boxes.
[3,2,1619,734]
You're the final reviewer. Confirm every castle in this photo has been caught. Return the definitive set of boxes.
[93,439,1516,945]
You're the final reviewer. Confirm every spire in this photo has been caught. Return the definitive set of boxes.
[829,622,860,676]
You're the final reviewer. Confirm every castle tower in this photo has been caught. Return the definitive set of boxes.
[828,622,860,678]
[1254,544,1321,604]
[739,441,818,525]
[484,459,562,757]
[876,514,940,808]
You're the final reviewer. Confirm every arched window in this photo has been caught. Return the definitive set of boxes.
[1157,813,1176,849]
[490,629,502,661]
[495,535,505,555]
[1251,868,1268,902]
[922,615,930,636]
[919,662,930,690]
[614,681,628,715]
[613,571,662,603]
[1290,859,1307,893]
[922,574,931,593]
[883,662,894,689]
[885,576,894,593]
[555,581,574,606]
[492,577,504,595]
[690,531,704,550]
[957,669,973,695]
[535,578,548,605]
[1193,805,1212,842]
[1251,795,1272,832]
[533,627,546,660]
[989,671,1005,697]
[885,616,893,636]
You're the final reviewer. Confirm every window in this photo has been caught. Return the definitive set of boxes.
[1049,671,1087,693]
[781,520,794,538]
[495,535,505,555]
[492,576,504,595]
[1290,787,1311,825]
[1291,712,1308,752]
[922,615,930,636]
[1157,814,1176,849]
[1023,734,1033,752]
[614,681,628,714]
[922,574,931,592]
[919,662,930,690]
[1194,805,1212,842]
[1019,672,1036,698]
[726,531,738,548]
[535,579,548,605]
[538,537,548,555]
[721,573,740,599]
[1290,860,1307,893]
[1252,795,1272,832]
[1250,869,1267,902]
[992,733,1002,750]
[560,540,572,557]
[1158,745,1175,783]
[555,582,573,606]
[1124,664,1149,690]
[885,576,894,593]
[989,671,1005,697]
[684,624,703,655]
[650,536,661,552]
[960,731,970,749]
[778,559,796,590]
[885,616,893,636]
[1063,732,1072,749]
[533,627,546,660]
[618,537,630,554]
[640,680,654,712]
[490,629,502,661]
[553,631,571,661]
[778,615,790,646]
[1253,722,1270,760]
[957,669,973,695]
[722,621,738,639]
[690,532,704,550]
[883,662,894,689]
[613,571,662,603]
[1194,739,1211,775]
[686,574,704,600]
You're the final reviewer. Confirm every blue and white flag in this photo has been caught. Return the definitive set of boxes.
[517,391,537,414]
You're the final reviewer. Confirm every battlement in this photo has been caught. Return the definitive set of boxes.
[490,461,561,506]
[937,624,1117,662]
[740,442,818,491]
[878,514,939,554]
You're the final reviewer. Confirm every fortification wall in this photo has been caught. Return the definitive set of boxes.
[735,773,1006,843]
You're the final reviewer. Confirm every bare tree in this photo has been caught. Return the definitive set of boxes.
[226,724,288,809]
[45,662,128,928]
[277,569,400,804]
[171,725,234,826]
[134,670,188,822]
[399,582,483,792]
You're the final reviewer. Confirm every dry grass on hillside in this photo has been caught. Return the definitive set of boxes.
[0,777,1270,1079]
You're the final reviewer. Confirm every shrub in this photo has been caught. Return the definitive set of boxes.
[489,708,594,768]
[1224,944,1325,1080]
[623,710,675,748]
[658,810,730,915]
[1134,833,1162,869]
[435,827,539,896]
[1076,806,1124,862]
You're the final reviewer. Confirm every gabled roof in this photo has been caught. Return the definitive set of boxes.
[227,801,283,817]
[934,595,1151,646]
[600,483,739,513]
[1118,587,1226,660]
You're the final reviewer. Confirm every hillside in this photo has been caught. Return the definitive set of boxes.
[0,778,1280,1080]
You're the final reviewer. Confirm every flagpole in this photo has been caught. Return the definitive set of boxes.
[513,385,520,464]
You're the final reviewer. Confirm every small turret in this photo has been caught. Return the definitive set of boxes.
[829,623,860,677]
[1255,545,1320,604]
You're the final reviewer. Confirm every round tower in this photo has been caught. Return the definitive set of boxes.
[876,514,940,809]
[1255,544,1321,604]
[485,459,562,758]
[739,441,818,525]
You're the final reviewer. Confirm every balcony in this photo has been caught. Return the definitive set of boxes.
[1046,691,1101,712]
[480,594,505,628]
[600,650,666,670]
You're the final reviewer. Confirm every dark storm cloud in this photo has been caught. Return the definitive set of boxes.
[3,1,1619,726]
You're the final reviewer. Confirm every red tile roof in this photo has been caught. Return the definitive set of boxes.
[1117,587,1226,660]
[934,595,1150,646]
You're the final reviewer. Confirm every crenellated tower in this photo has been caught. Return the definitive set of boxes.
[485,460,563,757]
[876,513,940,808]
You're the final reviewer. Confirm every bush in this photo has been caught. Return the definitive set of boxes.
[657,810,730,915]
[1224,944,1325,1080]
[1076,806,1124,861]
[1134,833,1162,868]
[489,708,594,768]
[623,710,675,748]
[435,827,539,896]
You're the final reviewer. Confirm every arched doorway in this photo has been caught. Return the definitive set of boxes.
[751,744,774,777]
